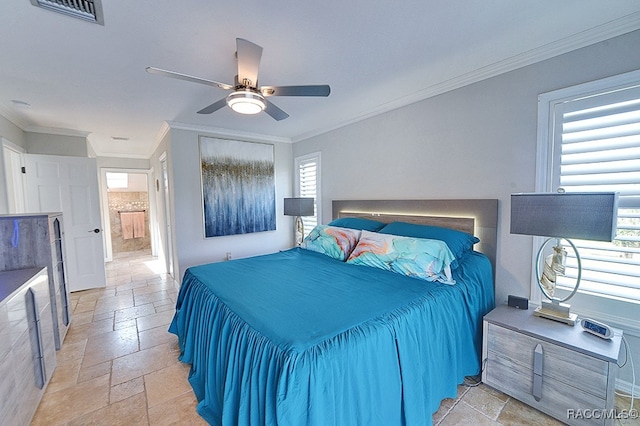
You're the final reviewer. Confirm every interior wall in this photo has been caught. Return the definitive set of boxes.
[293,29,640,388]
[150,125,294,283]
[25,131,88,157]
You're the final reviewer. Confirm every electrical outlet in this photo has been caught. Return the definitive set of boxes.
[226,252,232,261]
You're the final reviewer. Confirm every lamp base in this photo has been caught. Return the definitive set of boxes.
[533,302,578,326]
[294,216,304,246]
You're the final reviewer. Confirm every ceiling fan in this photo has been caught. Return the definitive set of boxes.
[146,38,330,121]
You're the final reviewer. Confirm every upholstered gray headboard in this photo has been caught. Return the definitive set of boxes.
[332,199,499,272]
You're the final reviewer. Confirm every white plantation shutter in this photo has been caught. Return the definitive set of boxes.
[295,153,321,237]
[547,83,640,302]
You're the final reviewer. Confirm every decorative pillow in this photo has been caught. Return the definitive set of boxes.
[346,230,456,284]
[301,225,361,261]
[378,222,479,261]
[328,217,386,232]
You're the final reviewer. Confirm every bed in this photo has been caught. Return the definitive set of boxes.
[169,199,498,425]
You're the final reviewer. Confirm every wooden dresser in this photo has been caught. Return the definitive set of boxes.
[0,268,57,425]
[0,213,71,349]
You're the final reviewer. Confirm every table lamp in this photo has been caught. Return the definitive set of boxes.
[284,197,314,245]
[510,191,618,325]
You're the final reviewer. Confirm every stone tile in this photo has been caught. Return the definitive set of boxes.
[154,300,176,313]
[145,362,192,408]
[82,325,139,367]
[111,341,181,385]
[114,302,156,323]
[110,377,145,404]
[74,300,97,314]
[134,283,170,296]
[614,394,640,426]
[45,356,82,394]
[461,384,508,420]
[71,310,94,325]
[497,397,564,426]
[134,289,172,306]
[68,392,148,426]
[93,309,115,322]
[93,293,135,315]
[114,318,137,331]
[147,391,209,426]
[439,401,500,426]
[32,374,110,426]
[139,324,178,350]
[432,385,470,424]
[136,309,175,332]
[477,383,510,402]
[55,338,87,366]
[115,279,149,292]
[64,317,115,344]
[78,360,112,383]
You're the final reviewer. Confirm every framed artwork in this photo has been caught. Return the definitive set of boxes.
[200,137,276,237]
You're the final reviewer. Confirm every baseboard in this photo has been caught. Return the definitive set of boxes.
[616,378,639,401]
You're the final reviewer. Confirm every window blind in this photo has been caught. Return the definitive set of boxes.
[552,85,640,302]
[296,155,319,237]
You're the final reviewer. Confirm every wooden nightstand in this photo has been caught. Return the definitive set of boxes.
[482,305,622,426]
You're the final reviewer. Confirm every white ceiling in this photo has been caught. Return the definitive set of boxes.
[1,1,639,159]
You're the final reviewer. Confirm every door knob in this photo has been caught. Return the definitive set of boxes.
[89,228,101,233]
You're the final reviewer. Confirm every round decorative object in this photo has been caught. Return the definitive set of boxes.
[534,237,581,303]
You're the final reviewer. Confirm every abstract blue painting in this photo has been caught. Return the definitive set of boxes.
[200,137,276,237]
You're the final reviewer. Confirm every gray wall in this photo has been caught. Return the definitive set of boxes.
[150,125,294,283]
[25,132,88,157]
[293,30,640,387]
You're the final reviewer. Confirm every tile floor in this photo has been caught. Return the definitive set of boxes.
[31,250,639,425]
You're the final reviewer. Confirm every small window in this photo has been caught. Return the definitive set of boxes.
[294,152,321,237]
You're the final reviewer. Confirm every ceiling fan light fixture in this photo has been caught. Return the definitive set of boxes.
[226,90,266,115]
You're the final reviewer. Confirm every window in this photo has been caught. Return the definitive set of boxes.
[537,70,640,303]
[294,152,321,237]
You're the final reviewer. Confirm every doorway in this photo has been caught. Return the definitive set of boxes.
[100,169,158,263]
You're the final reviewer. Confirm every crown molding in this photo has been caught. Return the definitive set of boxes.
[0,105,30,130]
[293,12,640,143]
[165,120,292,144]
[23,125,90,138]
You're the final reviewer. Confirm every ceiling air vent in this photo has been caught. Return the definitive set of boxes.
[30,0,104,25]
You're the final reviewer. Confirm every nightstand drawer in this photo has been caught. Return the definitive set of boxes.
[486,323,609,399]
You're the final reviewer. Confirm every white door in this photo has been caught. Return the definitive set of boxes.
[24,154,107,291]
[160,154,174,278]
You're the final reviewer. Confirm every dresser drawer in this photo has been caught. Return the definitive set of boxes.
[484,322,616,426]
[486,323,609,398]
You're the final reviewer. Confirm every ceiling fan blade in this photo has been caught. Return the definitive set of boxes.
[146,67,233,90]
[197,98,228,114]
[236,38,263,87]
[264,99,289,121]
[260,85,331,97]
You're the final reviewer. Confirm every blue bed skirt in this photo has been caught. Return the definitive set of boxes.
[169,248,494,425]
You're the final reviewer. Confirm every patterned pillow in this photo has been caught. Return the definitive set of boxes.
[346,230,456,284]
[301,225,361,261]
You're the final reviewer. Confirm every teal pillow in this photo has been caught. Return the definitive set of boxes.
[378,222,479,264]
[346,231,456,284]
[328,217,386,232]
[301,225,361,261]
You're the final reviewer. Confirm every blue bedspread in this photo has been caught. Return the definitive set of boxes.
[169,248,494,425]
